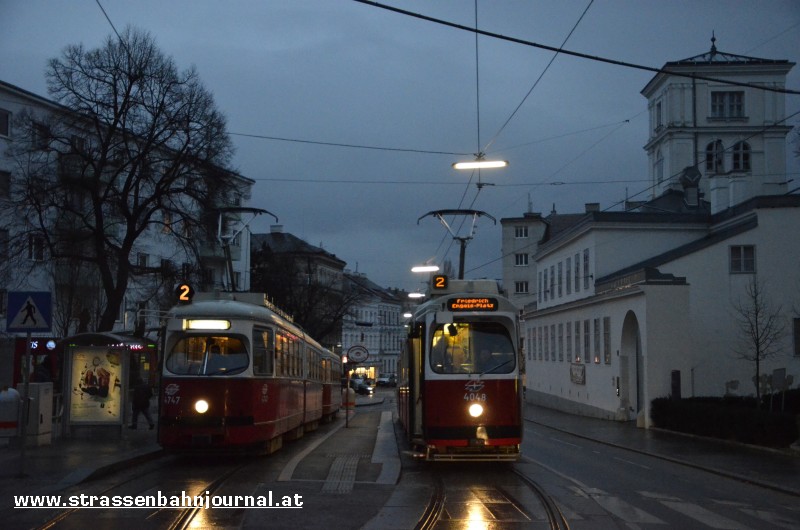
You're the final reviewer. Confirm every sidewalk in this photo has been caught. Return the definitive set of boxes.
[524,403,800,497]
[0,393,385,507]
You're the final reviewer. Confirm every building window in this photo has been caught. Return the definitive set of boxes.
[566,257,572,295]
[538,326,543,361]
[550,324,556,362]
[530,327,536,361]
[593,318,601,363]
[550,266,555,300]
[558,323,564,362]
[538,272,542,303]
[574,253,581,292]
[543,326,549,361]
[603,317,611,364]
[543,271,548,302]
[655,101,663,131]
[583,249,590,290]
[557,262,563,298]
[514,281,529,294]
[162,211,173,233]
[32,122,51,150]
[0,170,10,199]
[583,320,590,363]
[655,149,664,183]
[574,320,581,363]
[28,235,45,261]
[711,91,745,119]
[0,108,10,137]
[730,245,755,273]
[705,140,724,173]
[514,226,528,238]
[794,318,800,357]
[515,253,529,266]
[566,321,572,362]
[732,141,751,172]
[137,253,148,268]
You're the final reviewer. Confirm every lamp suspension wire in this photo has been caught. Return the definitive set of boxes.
[473,0,481,158]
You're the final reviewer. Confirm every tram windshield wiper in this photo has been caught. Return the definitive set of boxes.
[480,359,511,377]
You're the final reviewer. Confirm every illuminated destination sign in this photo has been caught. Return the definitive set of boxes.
[447,297,498,312]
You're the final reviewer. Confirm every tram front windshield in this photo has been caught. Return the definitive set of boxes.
[166,335,249,376]
[430,321,515,374]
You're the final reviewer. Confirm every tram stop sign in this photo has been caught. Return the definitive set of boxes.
[346,345,369,364]
[6,291,52,333]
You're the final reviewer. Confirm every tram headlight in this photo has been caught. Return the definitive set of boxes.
[195,399,209,414]
[468,403,484,418]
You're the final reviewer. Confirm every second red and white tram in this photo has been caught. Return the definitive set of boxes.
[158,290,341,453]
[398,278,523,461]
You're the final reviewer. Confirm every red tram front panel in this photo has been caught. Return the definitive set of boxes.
[423,378,522,448]
[159,376,305,449]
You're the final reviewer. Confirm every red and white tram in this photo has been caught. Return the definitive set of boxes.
[398,278,523,461]
[158,289,341,453]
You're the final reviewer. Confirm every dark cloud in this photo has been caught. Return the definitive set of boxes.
[2,1,798,291]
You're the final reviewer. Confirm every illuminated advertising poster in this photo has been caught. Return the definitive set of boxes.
[69,346,126,423]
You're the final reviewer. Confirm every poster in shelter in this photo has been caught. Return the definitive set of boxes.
[69,347,124,423]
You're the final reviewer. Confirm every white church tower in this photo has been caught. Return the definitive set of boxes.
[641,35,794,213]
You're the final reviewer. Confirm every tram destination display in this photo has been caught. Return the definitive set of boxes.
[446,297,498,312]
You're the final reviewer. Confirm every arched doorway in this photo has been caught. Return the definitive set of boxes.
[619,311,642,420]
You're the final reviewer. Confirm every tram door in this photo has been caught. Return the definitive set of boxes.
[407,321,424,439]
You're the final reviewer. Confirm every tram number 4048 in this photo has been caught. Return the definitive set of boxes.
[464,393,487,401]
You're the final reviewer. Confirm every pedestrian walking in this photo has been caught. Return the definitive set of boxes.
[129,378,155,430]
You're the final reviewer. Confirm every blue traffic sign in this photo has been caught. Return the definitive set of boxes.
[6,291,52,333]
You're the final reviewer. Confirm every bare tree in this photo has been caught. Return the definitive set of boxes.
[732,277,787,404]
[251,245,362,345]
[5,27,238,331]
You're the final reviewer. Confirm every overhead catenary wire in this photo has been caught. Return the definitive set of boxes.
[482,0,594,155]
[351,0,800,96]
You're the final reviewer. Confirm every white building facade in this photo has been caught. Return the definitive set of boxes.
[503,43,799,426]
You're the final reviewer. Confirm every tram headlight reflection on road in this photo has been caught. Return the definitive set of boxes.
[195,399,209,414]
[468,403,484,418]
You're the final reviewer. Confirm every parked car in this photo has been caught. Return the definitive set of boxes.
[378,374,397,386]
[348,378,373,395]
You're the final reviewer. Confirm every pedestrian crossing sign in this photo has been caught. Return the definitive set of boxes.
[6,291,52,333]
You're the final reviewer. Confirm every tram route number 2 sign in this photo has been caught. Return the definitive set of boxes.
[346,345,369,364]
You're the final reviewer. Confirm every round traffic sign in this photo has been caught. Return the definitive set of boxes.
[347,345,369,363]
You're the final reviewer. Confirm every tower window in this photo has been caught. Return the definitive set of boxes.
[732,141,750,171]
[706,140,724,173]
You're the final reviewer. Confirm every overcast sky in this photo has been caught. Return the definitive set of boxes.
[2,1,799,293]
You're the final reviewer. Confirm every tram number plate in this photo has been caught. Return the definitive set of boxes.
[164,395,181,405]
[464,393,486,401]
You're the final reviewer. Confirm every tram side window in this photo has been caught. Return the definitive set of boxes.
[253,327,274,376]
[276,330,300,377]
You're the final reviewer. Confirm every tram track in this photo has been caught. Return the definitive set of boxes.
[32,456,248,530]
[511,467,570,530]
[411,465,569,529]
[166,462,247,530]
